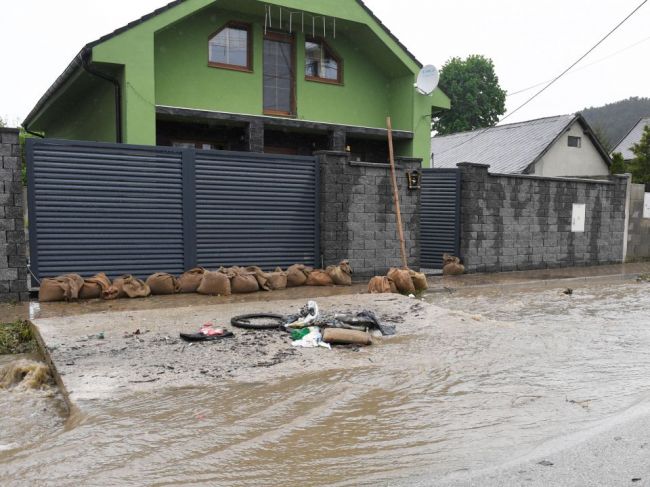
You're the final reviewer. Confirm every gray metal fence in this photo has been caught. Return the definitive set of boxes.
[27,139,319,283]
[420,168,461,269]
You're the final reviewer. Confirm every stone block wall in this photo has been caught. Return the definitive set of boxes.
[0,128,29,302]
[317,151,420,278]
[458,163,628,273]
[626,183,650,261]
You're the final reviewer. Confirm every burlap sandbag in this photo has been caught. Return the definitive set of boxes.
[442,254,465,276]
[39,278,67,302]
[286,264,311,287]
[306,269,334,286]
[245,266,272,292]
[113,275,151,299]
[146,272,180,295]
[79,273,114,300]
[229,267,260,294]
[177,268,206,293]
[387,268,416,294]
[326,260,353,286]
[267,267,288,290]
[197,270,231,296]
[409,270,429,291]
[79,282,100,299]
[368,276,394,294]
[39,274,84,302]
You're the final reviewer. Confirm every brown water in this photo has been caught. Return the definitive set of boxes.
[0,354,67,458]
[3,282,650,485]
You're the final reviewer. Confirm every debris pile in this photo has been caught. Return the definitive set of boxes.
[227,301,396,349]
[38,260,353,302]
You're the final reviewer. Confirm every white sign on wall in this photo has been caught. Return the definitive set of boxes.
[644,193,650,219]
[572,203,586,233]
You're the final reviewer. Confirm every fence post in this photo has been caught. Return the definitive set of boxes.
[182,148,197,270]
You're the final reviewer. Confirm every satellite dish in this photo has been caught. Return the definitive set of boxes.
[415,65,440,95]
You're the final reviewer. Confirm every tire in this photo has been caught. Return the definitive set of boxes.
[230,313,287,330]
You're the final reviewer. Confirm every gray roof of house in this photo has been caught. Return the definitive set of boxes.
[431,114,580,174]
[612,117,650,160]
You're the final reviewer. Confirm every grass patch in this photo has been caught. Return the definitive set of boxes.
[0,320,36,355]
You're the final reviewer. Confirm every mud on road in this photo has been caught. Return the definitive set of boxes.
[3,281,650,486]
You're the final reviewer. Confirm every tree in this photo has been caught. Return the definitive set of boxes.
[609,152,626,175]
[0,117,5,128]
[592,123,613,153]
[432,55,507,135]
[631,125,650,184]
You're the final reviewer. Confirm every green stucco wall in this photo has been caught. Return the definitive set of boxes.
[153,5,397,130]
[35,72,116,143]
[30,0,449,163]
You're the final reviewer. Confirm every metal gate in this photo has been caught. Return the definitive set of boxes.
[420,168,461,269]
[26,138,319,283]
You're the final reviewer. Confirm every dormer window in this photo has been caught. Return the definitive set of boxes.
[305,38,342,84]
[208,23,252,71]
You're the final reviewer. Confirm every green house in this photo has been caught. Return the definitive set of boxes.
[24,0,449,164]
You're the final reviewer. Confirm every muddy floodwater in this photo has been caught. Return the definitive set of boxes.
[3,281,650,485]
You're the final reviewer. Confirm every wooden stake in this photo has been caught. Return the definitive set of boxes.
[386,116,409,269]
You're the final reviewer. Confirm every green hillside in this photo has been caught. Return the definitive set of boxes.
[580,97,650,152]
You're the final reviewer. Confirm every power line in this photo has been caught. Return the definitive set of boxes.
[502,0,647,122]
[433,0,648,159]
[507,34,650,97]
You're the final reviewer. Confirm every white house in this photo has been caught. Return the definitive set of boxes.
[431,114,611,177]
[612,117,650,162]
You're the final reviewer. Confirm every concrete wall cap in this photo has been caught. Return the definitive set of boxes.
[0,127,20,134]
[456,162,491,169]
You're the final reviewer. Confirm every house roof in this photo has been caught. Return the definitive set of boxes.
[431,114,611,174]
[23,0,421,128]
[612,117,650,160]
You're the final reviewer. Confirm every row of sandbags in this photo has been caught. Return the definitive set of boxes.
[367,268,429,295]
[38,261,354,302]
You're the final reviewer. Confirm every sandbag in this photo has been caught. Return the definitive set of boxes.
[245,266,272,292]
[79,281,101,300]
[442,254,465,276]
[113,275,151,299]
[267,267,288,290]
[286,264,311,287]
[39,274,84,302]
[326,260,353,286]
[368,276,394,294]
[306,269,334,286]
[197,270,231,296]
[39,278,67,302]
[231,268,260,294]
[79,273,114,300]
[93,273,119,300]
[177,268,206,293]
[322,328,372,346]
[409,270,429,291]
[387,268,415,295]
[146,272,180,295]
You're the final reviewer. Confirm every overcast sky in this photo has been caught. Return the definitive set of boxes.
[1,0,648,126]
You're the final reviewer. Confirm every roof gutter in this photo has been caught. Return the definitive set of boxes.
[79,48,122,143]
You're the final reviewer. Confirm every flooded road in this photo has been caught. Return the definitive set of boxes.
[0,354,67,458]
[3,281,650,485]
